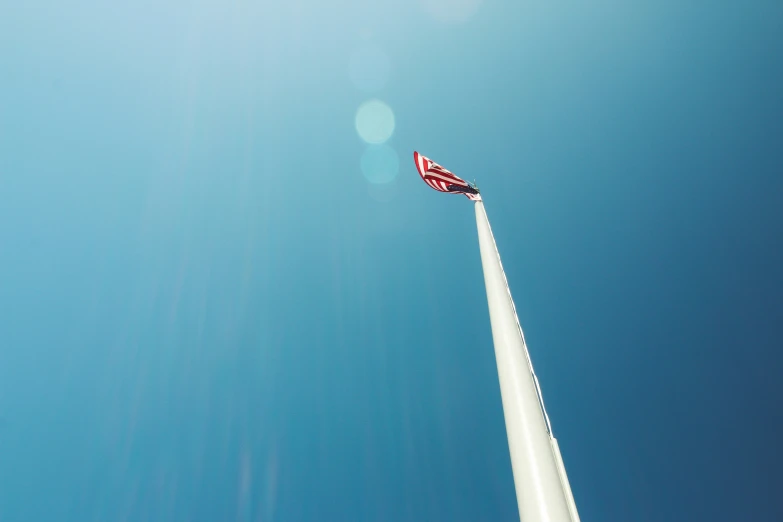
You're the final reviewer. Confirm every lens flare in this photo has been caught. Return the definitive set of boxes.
[361,144,399,185]
[355,100,395,144]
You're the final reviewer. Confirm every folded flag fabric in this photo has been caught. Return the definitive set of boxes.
[413,151,481,201]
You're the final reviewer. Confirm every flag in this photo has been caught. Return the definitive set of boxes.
[413,151,482,201]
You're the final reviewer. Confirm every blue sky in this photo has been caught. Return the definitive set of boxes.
[1,1,782,520]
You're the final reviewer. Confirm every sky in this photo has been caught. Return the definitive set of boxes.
[1,0,782,520]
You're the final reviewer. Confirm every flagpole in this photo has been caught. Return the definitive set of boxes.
[474,200,579,522]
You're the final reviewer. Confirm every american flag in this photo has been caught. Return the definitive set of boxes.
[413,151,482,201]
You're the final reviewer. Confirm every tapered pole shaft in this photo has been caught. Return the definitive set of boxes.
[475,200,577,522]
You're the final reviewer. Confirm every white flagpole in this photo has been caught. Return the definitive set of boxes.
[475,200,580,522]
